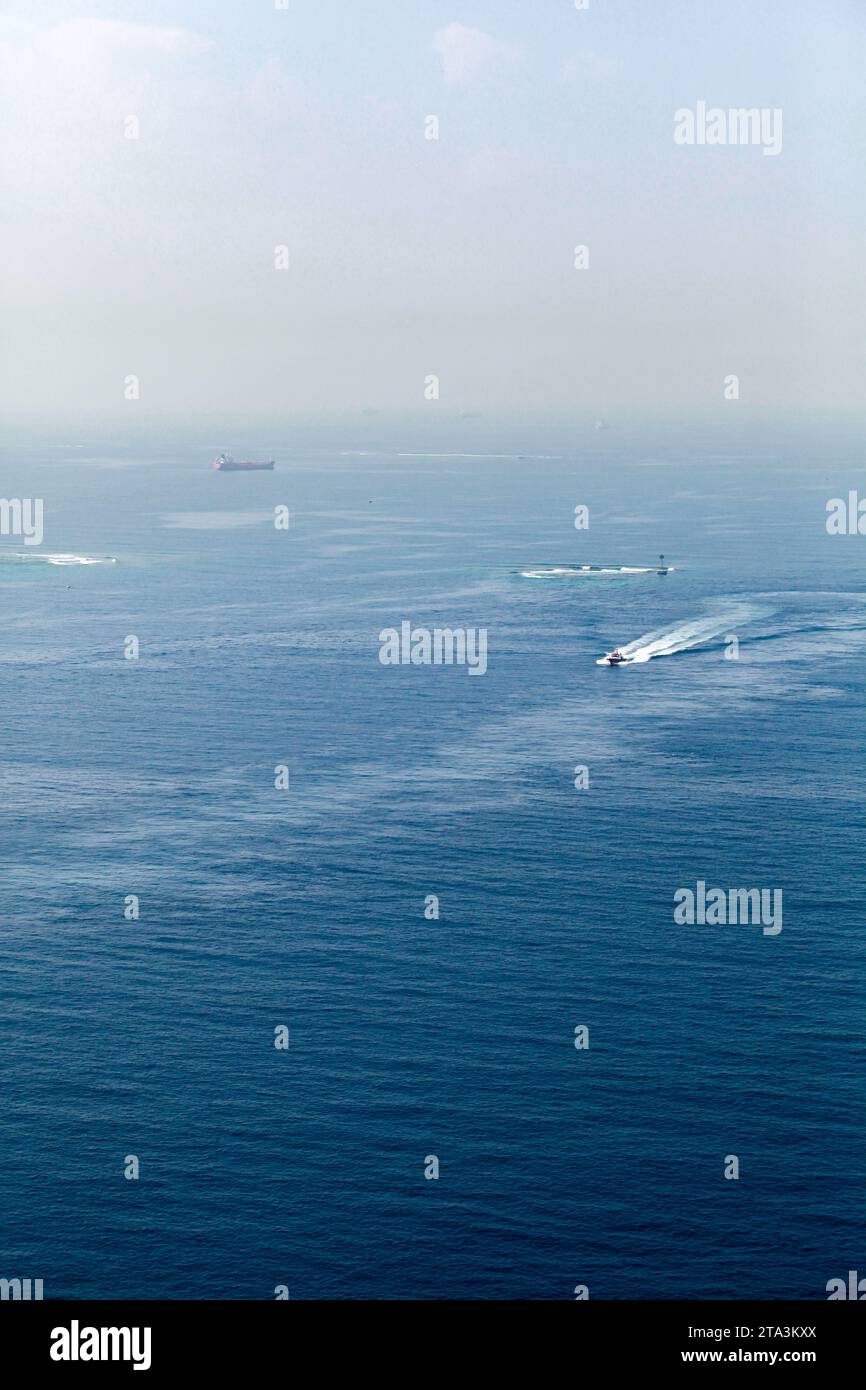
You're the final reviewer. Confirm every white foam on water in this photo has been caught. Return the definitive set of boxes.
[0,553,117,565]
[597,603,763,665]
[522,565,666,579]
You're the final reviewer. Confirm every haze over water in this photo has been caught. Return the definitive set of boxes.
[2,0,864,1304]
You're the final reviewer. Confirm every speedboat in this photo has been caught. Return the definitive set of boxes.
[605,648,627,665]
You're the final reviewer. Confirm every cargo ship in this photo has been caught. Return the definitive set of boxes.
[212,452,274,472]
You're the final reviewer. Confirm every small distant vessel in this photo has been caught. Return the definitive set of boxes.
[212,452,274,472]
[657,553,669,575]
[594,418,608,431]
[604,648,627,665]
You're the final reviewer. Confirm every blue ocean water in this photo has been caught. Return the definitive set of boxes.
[1,420,864,1300]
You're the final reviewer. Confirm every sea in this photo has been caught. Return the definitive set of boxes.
[1,417,864,1299]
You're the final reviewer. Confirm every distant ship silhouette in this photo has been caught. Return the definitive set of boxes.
[212,452,274,472]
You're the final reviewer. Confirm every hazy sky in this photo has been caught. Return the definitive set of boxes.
[1,1,863,425]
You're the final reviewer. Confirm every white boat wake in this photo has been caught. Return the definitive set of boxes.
[597,603,762,665]
[0,553,117,566]
[522,564,670,579]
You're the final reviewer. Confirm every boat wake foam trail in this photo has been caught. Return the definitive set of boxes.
[522,565,665,579]
[598,603,764,665]
[0,553,117,566]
